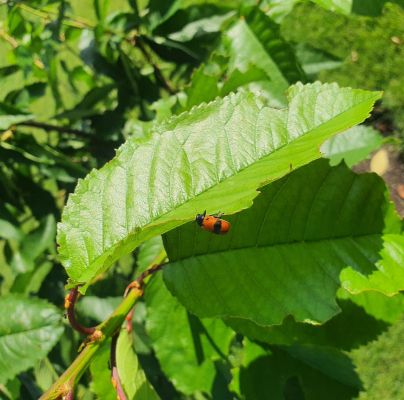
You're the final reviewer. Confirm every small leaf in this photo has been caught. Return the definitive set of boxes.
[225,7,304,104]
[58,83,381,289]
[0,220,22,242]
[340,234,404,296]
[116,329,160,400]
[0,102,33,130]
[322,125,383,167]
[313,0,352,14]
[0,295,63,384]
[136,235,165,274]
[77,296,121,323]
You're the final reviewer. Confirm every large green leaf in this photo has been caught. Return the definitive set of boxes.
[163,159,400,326]
[58,82,381,289]
[145,273,234,395]
[0,295,63,384]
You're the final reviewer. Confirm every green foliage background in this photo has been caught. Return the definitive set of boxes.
[0,1,403,399]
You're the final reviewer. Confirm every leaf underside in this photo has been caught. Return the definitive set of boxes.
[163,159,400,327]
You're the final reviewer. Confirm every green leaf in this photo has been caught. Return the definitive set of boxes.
[321,125,383,167]
[340,234,404,295]
[224,7,304,105]
[0,220,22,241]
[90,340,117,400]
[295,43,342,77]
[136,235,165,273]
[145,273,234,395]
[77,296,121,323]
[226,299,388,350]
[58,82,381,289]
[338,289,404,324]
[167,12,235,42]
[259,0,300,23]
[0,294,63,384]
[312,0,352,14]
[235,341,359,400]
[163,159,399,326]
[116,329,160,400]
[0,102,33,130]
[10,214,56,276]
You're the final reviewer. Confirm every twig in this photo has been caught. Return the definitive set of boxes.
[40,251,166,400]
[64,287,96,336]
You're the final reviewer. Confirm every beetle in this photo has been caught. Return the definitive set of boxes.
[195,210,231,234]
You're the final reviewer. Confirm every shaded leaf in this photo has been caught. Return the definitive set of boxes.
[295,43,342,77]
[226,299,387,350]
[136,235,165,274]
[77,296,121,323]
[0,295,63,384]
[57,82,381,289]
[145,273,234,395]
[116,329,160,400]
[90,340,117,400]
[236,341,359,400]
[163,160,399,326]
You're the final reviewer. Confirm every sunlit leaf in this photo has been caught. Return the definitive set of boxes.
[58,82,381,289]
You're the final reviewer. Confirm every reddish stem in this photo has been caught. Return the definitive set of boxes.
[65,287,96,335]
[63,388,74,400]
[125,309,134,333]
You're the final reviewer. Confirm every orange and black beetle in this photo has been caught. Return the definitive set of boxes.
[195,210,231,234]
